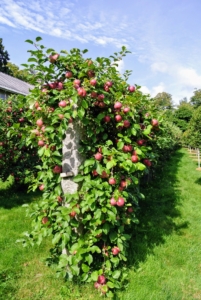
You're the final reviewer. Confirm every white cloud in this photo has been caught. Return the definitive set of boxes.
[151,62,168,73]
[116,60,125,73]
[140,85,150,95]
[176,67,201,88]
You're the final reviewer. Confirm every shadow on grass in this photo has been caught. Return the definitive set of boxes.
[194,177,201,185]
[0,183,42,209]
[128,150,189,268]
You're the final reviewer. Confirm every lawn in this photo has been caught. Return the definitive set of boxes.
[1,148,201,299]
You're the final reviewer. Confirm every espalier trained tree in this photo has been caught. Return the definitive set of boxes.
[17,37,166,297]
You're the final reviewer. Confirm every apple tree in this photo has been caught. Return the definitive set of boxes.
[17,37,176,297]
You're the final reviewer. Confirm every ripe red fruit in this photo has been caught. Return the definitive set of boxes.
[97,275,106,285]
[73,79,81,88]
[35,102,39,108]
[53,165,62,174]
[101,171,109,178]
[49,82,57,89]
[90,79,97,86]
[137,139,145,146]
[128,85,136,92]
[39,184,45,191]
[103,116,110,122]
[123,120,130,128]
[57,196,63,203]
[91,91,97,98]
[108,178,116,185]
[36,119,43,127]
[97,94,105,101]
[70,211,76,217]
[38,140,45,147]
[117,197,125,207]
[127,207,133,213]
[131,155,139,163]
[65,71,73,78]
[114,102,122,109]
[105,81,113,87]
[115,115,122,122]
[98,102,106,108]
[94,153,103,161]
[120,180,127,188]
[19,118,24,122]
[59,100,67,107]
[151,119,159,127]
[94,282,101,289]
[112,246,120,255]
[87,70,95,78]
[143,159,152,167]
[58,114,64,119]
[49,53,59,63]
[77,87,87,97]
[110,197,117,206]
[42,216,49,224]
[57,82,63,90]
[92,170,98,176]
[104,84,110,92]
[123,107,130,113]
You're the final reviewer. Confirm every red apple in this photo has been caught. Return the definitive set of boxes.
[120,180,127,188]
[137,139,145,146]
[42,216,49,224]
[131,155,139,163]
[65,71,73,78]
[49,53,59,63]
[70,211,76,217]
[127,207,133,213]
[92,170,98,176]
[123,107,130,113]
[53,165,62,173]
[117,197,125,207]
[77,87,87,97]
[59,100,67,107]
[114,102,122,109]
[143,159,152,167]
[115,115,122,122]
[98,102,106,108]
[105,81,113,87]
[91,91,97,98]
[97,94,105,101]
[101,171,109,178]
[94,153,103,161]
[38,140,45,147]
[108,178,116,185]
[49,82,57,89]
[87,70,95,78]
[39,184,45,191]
[123,120,130,128]
[128,85,135,92]
[103,116,111,122]
[90,79,97,86]
[112,246,120,255]
[58,114,64,119]
[97,275,106,285]
[57,82,63,90]
[110,197,117,206]
[94,282,101,289]
[151,119,159,127]
[35,102,39,109]
[36,119,43,127]
[73,79,81,88]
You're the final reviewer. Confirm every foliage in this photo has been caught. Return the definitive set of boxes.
[182,106,201,148]
[0,36,179,297]
[0,38,11,74]
[6,62,31,83]
[0,96,39,184]
[173,102,193,131]
[153,92,174,110]
[190,88,201,108]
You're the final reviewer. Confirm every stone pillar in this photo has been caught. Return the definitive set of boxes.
[61,121,84,194]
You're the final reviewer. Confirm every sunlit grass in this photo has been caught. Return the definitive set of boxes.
[1,149,201,299]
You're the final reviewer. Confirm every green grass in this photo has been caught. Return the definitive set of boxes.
[1,149,201,299]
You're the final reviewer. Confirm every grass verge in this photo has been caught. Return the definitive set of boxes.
[1,148,201,299]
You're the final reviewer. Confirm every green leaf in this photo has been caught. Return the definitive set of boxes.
[52,233,61,245]
[91,271,99,281]
[117,141,124,150]
[82,49,88,54]
[84,159,95,167]
[82,263,90,273]
[112,270,121,279]
[73,175,85,182]
[25,39,33,44]
[28,58,37,63]
[107,281,114,288]
[81,99,88,109]
[36,36,42,42]
[38,147,45,157]
[106,160,116,169]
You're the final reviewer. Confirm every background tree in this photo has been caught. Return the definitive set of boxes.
[0,38,11,74]
[153,92,174,110]
[7,62,30,83]
[190,89,201,108]
[183,106,201,147]
[173,101,193,131]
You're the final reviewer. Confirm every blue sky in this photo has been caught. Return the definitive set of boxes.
[0,0,201,105]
